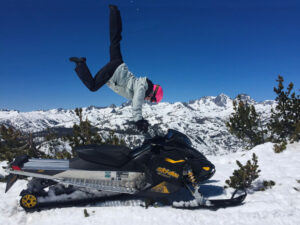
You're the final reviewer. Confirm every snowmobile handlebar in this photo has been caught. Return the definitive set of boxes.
[123,120,162,139]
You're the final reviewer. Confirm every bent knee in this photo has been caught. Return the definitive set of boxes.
[89,87,98,92]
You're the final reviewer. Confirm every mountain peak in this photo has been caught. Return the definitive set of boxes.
[214,93,231,107]
[235,94,255,104]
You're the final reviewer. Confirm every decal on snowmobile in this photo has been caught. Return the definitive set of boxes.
[151,181,170,194]
[116,172,129,179]
[202,167,210,171]
[164,158,185,164]
[156,167,180,179]
[105,171,111,178]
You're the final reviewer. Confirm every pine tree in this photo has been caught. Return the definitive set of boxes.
[226,95,265,147]
[44,129,72,159]
[105,131,126,146]
[67,108,103,155]
[268,75,300,142]
[66,108,126,157]
[0,125,46,161]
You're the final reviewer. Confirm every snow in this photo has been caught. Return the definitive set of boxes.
[1,142,300,225]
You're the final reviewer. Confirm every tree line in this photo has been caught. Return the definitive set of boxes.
[226,75,299,151]
[0,108,125,161]
[225,75,299,191]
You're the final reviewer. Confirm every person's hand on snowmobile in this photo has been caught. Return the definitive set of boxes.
[134,119,149,133]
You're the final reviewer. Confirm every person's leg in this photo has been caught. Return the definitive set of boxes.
[92,60,121,90]
[74,62,96,91]
[109,5,123,62]
[74,60,122,92]
[90,5,123,91]
[89,5,123,91]
[70,57,99,91]
[70,5,123,92]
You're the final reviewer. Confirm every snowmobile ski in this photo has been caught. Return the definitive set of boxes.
[172,189,247,209]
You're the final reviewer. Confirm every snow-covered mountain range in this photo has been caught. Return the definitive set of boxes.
[0,94,275,155]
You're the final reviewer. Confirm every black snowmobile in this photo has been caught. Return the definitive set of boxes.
[4,129,246,211]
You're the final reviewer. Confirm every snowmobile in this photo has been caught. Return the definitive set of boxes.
[4,129,246,211]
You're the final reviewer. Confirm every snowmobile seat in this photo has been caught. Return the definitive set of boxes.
[75,144,131,167]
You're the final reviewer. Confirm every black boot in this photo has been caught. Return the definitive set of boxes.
[69,57,86,64]
[109,4,118,11]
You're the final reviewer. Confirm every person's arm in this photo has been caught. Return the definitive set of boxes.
[131,78,148,122]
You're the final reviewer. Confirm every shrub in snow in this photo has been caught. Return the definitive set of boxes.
[84,209,90,217]
[53,150,72,159]
[273,141,287,153]
[259,180,276,191]
[225,153,260,190]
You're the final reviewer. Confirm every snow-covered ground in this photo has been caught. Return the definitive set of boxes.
[0,142,299,225]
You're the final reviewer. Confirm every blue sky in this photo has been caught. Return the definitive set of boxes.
[1,0,300,111]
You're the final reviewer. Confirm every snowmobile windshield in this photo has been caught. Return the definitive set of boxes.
[165,129,192,147]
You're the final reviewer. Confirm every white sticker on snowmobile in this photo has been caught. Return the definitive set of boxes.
[53,170,142,182]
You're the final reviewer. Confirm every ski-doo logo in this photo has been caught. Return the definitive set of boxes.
[156,167,179,179]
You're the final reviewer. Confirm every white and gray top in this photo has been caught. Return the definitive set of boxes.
[106,63,148,122]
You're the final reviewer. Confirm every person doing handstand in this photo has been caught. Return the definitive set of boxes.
[70,5,163,133]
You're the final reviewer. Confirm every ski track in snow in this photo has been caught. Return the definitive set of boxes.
[1,142,300,225]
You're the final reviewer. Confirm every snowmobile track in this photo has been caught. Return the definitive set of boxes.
[22,194,146,212]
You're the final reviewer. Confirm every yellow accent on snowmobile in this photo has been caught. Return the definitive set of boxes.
[21,194,37,209]
[187,171,197,184]
[164,158,185,164]
[151,182,170,194]
[202,167,210,171]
